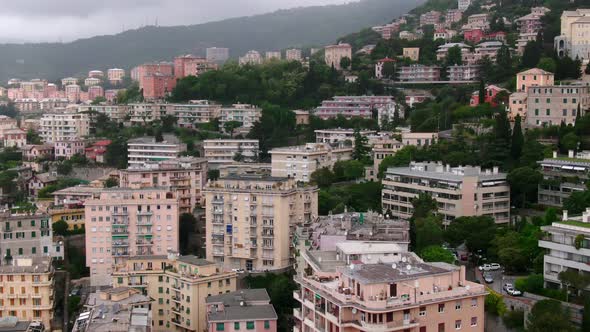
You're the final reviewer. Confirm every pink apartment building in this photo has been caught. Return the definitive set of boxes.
[516,68,554,92]
[295,250,486,332]
[174,55,218,79]
[65,84,81,103]
[55,140,85,159]
[206,289,278,332]
[88,70,104,78]
[85,140,112,163]
[85,187,180,286]
[119,157,208,213]
[88,85,104,101]
[142,73,177,100]
[107,68,125,84]
[314,96,396,120]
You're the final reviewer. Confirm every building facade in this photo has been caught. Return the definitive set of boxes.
[516,68,555,92]
[203,139,260,168]
[324,44,352,70]
[555,9,590,59]
[219,104,262,134]
[127,135,187,168]
[270,143,352,183]
[206,289,278,332]
[206,47,230,64]
[39,111,89,143]
[398,65,442,82]
[382,162,510,224]
[84,187,180,286]
[537,151,590,207]
[525,85,590,127]
[204,175,318,272]
[0,212,56,260]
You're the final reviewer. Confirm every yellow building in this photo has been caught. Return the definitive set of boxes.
[112,254,237,332]
[0,257,55,330]
[49,208,85,230]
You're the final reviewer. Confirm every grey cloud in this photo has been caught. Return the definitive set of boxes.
[0,0,352,42]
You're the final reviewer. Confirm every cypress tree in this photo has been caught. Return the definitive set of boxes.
[511,115,524,160]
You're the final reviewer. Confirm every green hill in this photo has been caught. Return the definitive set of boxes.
[0,0,425,83]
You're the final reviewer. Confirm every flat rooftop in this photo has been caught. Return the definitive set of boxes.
[206,289,270,306]
[343,262,455,284]
[336,242,406,255]
[207,304,277,322]
[177,255,214,266]
[0,257,52,274]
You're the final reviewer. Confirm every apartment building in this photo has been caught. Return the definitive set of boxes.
[0,212,56,260]
[448,64,481,82]
[239,50,263,66]
[555,9,590,59]
[85,140,111,163]
[420,11,442,26]
[539,209,590,291]
[65,84,81,103]
[324,43,352,70]
[84,77,101,87]
[128,103,171,124]
[52,185,104,206]
[23,144,54,162]
[436,43,472,62]
[131,62,174,82]
[0,257,55,330]
[372,137,404,176]
[314,128,377,145]
[54,140,85,159]
[203,139,260,168]
[174,55,217,79]
[173,101,221,128]
[107,68,125,84]
[49,207,85,231]
[206,47,230,64]
[73,287,151,332]
[127,135,187,168]
[403,47,420,61]
[525,85,590,127]
[286,49,303,61]
[401,132,438,147]
[313,95,398,121]
[87,86,104,101]
[204,175,318,271]
[84,187,180,286]
[537,151,590,207]
[61,77,78,86]
[265,51,282,61]
[270,143,352,182]
[446,9,463,24]
[142,73,177,100]
[516,68,555,92]
[464,14,489,30]
[458,0,471,11]
[508,92,528,120]
[110,254,236,332]
[219,104,262,133]
[39,111,90,143]
[373,22,401,40]
[294,249,486,332]
[398,65,442,82]
[206,289,278,332]
[470,85,508,107]
[382,162,510,224]
[399,31,418,41]
[120,157,208,212]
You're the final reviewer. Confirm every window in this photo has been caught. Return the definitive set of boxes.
[216,323,225,331]
[158,298,163,304]
[246,321,255,330]
[207,282,211,288]
[471,317,477,326]
[471,298,477,307]
[43,246,48,254]
[159,320,163,326]
[234,322,240,330]
[534,109,539,116]
[158,287,163,294]
[546,109,550,116]
[264,321,270,329]
[455,320,461,329]
[18,248,23,255]
[455,301,462,310]
[31,220,35,227]
[117,277,123,284]
[32,247,36,254]
[438,304,445,313]
[419,306,426,316]
[563,109,567,116]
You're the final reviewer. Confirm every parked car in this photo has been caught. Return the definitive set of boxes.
[231,268,245,274]
[478,264,492,271]
[504,284,522,296]
[70,287,81,297]
[489,263,501,270]
[483,273,494,284]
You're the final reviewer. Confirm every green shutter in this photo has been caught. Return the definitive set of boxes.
[247,322,255,330]
[216,323,225,331]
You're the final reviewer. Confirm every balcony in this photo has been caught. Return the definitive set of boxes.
[112,241,129,247]
[293,308,302,320]
[293,291,301,302]
[137,211,153,216]
[262,233,274,238]
[171,295,181,302]
[212,219,224,225]
[136,240,154,246]
[112,211,129,216]
[212,251,224,256]
[172,284,181,290]
[171,306,181,313]
[137,219,153,226]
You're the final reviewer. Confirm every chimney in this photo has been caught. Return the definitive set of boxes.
[552,151,557,158]
[568,150,574,158]
[446,164,450,172]
[493,166,499,174]
[562,210,568,221]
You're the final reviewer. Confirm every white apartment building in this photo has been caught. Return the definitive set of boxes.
[206,47,230,64]
[401,132,439,147]
[324,43,352,70]
[286,49,303,61]
[239,50,263,65]
[204,175,318,271]
[540,210,590,291]
[219,104,262,133]
[127,135,187,168]
[383,162,510,224]
[270,143,352,182]
[40,111,90,143]
[314,128,377,144]
[202,139,259,168]
[458,0,472,11]
[555,9,590,59]
[77,104,129,123]
[525,84,590,127]
[173,101,221,128]
[128,103,172,124]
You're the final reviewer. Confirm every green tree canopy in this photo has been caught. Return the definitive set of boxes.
[507,166,543,208]
[527,300,576,332]
[444,216,496,254]
[419,245,455,264]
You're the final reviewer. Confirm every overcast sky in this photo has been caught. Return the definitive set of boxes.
[0,0,356,43]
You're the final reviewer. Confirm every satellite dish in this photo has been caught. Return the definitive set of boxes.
[406,265,412,270]
[352,308,357,314]
[401,257,407,263]
[391,263,397,269]
[350,264,355,270]
[465,285,470,291]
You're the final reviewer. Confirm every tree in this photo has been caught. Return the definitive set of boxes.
[207,169,220,181]
[446,46,462,66]
[154,129,164,142]
[563,190,590,214]
[57,162,73,175]
[420,245,454,263]
[310,167,336,188]
[352,129,370,163]
[583,297,590,332]
[444,216,496,254]
[411,193,438,220]
[511,115,524,160]
[91,96,107,105]
[527,300,576,332]
[493,231,530,273]
[507,167,543,208]
[223,121,243,137]
[415,216,444,252]
[377,146,417,178]
[26,129,42,144]
[521,40,541,69]
[340,57,351,70]
[558,269,590,297]
[52,220,69,236]
[478,79,486,105]
[105,177,119,188]
[105,138,128,169]
[538,57,557,73]
[560,132,579,152]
